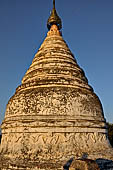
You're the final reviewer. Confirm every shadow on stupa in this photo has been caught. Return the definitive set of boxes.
[96,158,113,170]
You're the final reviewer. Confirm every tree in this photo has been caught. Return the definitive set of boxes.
[0,128,1,143]
[0,134,1,144]
[107,123,113,147]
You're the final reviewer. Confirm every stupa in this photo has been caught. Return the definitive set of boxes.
[0,0,113,169]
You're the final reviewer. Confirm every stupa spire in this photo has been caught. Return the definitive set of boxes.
[53,0,55,8]
[47,0,62,30]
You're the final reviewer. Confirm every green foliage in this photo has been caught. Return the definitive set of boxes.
[107,123,113,147]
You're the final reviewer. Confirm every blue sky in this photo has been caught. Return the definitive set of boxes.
[0,0,113,124]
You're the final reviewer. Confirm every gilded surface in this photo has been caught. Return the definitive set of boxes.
[47,0,62,30]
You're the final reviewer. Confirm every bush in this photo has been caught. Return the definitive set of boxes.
[0,134,1,143]
[107,123,113,147]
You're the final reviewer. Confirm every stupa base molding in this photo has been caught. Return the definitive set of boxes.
[1,132,113,162]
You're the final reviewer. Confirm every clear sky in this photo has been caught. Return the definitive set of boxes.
[0,0,113,125]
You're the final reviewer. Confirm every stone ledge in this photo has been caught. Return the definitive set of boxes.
[69,159,100,170]
[0,156,63,170]
[64,158,113,170]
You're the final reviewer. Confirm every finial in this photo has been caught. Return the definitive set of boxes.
[53,0,55,8]
[47,0,62,30]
